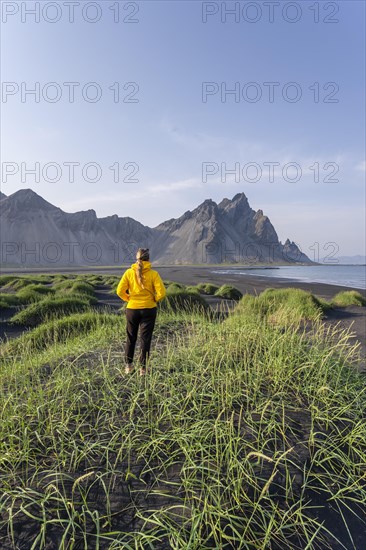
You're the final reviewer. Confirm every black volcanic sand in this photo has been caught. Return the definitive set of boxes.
[1,266,365,367]
[3,265,365,300]
[156,266,366,369]
[152,266,365,299]
[1,268,365,548]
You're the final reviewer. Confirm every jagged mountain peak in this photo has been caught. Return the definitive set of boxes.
[0,189,312,265]
[200,198,216,206]
[155,198,218,231]
[159,194,252,229]
[193,197,218,215]
[71,208,97,218]
[232,192,249,202]
[218,192,250,212]
[10,188,43,200]
[5,188,59,211]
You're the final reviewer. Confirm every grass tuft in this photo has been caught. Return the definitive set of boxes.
[332,290,366,307]
[185,285,200,293]
[16,284,55,304]
[0,275,18,287]
[214,284,243,301]
[1,311,119,355]
[10,296,91,327]
[165,282,186,292]
[196,283,220,295]
[235,287,328,325]
[161,288,208,313]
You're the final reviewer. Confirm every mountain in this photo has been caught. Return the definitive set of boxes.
[152,193,310,264]
[0,189,312,266]
[1,189,151,267]
[0,191,7,200]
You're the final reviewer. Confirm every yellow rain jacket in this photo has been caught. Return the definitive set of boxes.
[116,260,166,309]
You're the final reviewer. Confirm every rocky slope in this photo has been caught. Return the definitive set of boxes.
[0,189,312,266]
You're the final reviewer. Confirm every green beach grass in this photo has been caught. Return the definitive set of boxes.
[10,296,92,327]
[332,290,366,307]
[234,288,330,326]
[214,284,243,301]
[196,283,220,295]
[0,275,365,549]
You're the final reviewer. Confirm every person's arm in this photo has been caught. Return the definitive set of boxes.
[116,271,130,302]
[153,272,166,303]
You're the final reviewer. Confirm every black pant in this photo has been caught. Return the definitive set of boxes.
[125,307,157,367]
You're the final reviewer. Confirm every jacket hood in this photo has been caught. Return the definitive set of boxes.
[130,260,152,272]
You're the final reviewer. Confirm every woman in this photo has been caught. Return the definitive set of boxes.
[116,248,166,375]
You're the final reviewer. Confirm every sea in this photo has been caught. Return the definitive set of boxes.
[211,265,366,290]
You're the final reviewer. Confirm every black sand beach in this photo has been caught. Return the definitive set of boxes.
[1,266,365,548]
[159,266,366,368]
[156,265,366,300]
[2,266,365,366]
[2,265,365,300]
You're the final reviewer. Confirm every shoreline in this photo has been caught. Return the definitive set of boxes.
[1,267,365,369]
[1,265,365,301]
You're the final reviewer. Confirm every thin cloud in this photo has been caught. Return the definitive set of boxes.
[160,118,231,150]
[355,160,366,172]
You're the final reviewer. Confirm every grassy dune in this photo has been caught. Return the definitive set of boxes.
[0,276,365,549]
[332,290,366,307]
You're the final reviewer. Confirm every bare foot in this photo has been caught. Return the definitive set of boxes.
[139,369,146,376]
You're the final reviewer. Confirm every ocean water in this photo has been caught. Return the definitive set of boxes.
[211,265,366,290]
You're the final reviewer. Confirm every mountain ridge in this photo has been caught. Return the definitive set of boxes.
[0,189,312,266]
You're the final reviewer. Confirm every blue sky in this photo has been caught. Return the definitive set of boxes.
[1,0,365,258]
